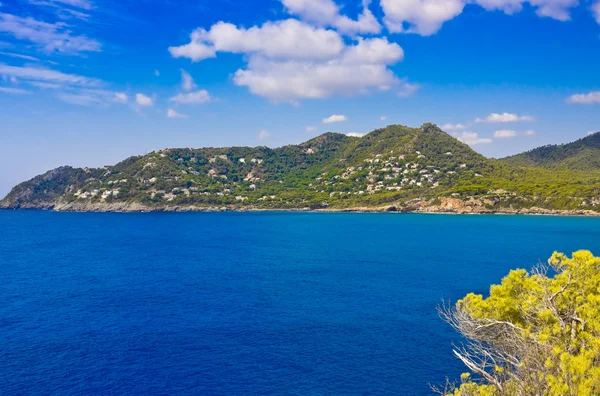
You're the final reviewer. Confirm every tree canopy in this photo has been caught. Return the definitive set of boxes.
[440,250,600,395]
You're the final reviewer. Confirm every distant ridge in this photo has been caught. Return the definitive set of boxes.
[2,124,600,214]
[501,132,600,171]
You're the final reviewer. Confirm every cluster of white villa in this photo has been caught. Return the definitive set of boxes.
[306,151,480,196]
[72,149,487,203]
[74,188,120,200]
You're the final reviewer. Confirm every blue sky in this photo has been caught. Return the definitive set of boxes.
[0,0,599,197]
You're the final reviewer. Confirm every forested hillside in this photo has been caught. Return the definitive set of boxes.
[501,132,600,171]
[2,124,600,213]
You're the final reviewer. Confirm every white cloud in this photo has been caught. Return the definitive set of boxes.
[523,0,577,21]
[136,93,153,107]
[0,86,29,94]
[343,37,404,65]
[29,81,61,89]
[0,64,100,85]
[333,1,382,35]
[380,0,581,36]
[169,19,344,62]
[524,130,536,136]
[281,0,381,35]
[381,0,465,36]
[233,54,401,102]
[456,131,492,146]
[397,81,420,97]
[57,92,103,105]
[1,74,17,83]
[233,55,400,102]
[566,91,600,104]
[322,114,347,124]
[27,0,94,22]
[593,1,600,24]
[476,112,535,122]
[55,8,90,21]
[53,88,118,106]
[494,129,517,138]
[170,20,406,102]
[169,89,210,104]
[0,51,40,61]
[154,69,160,77]
[305,126,317,132]
[56,0,93,9]
[347,132,365,137]
[30,0,94,10]
[0,12,100,54]
[442,123,466,130]
[281,0,338,23]
[257,129,270,140]
[380,116,387,121]
[113,92,127,103]
[168,32,217,62]
[167,108,187,118]
[180,69,197,91]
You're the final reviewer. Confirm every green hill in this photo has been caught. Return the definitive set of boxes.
[501,132,600,171]
[2,124,600,213]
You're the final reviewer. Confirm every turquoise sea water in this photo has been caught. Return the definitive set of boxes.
[1,211,599,395]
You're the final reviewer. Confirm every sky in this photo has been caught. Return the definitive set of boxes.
[0,0,599,197]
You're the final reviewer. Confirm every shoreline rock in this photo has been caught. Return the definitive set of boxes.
[1,197,599,217]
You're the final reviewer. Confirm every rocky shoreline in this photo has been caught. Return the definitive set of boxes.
[1,197,599,217]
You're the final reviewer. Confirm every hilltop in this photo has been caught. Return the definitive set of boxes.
[2,123,600,214]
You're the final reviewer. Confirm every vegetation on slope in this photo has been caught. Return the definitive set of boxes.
[439,251,600,395]
[1,124,599,212]
[501,132,600,171]
[0,166,105,208]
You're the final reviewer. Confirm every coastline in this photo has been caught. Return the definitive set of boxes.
[1,200,599,217]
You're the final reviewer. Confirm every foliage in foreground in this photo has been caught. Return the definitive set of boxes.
[439,251,600,395]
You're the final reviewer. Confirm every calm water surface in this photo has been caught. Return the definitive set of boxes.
[1,211,599,395]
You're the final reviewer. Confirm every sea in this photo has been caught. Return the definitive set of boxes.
[1,211,599,395]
